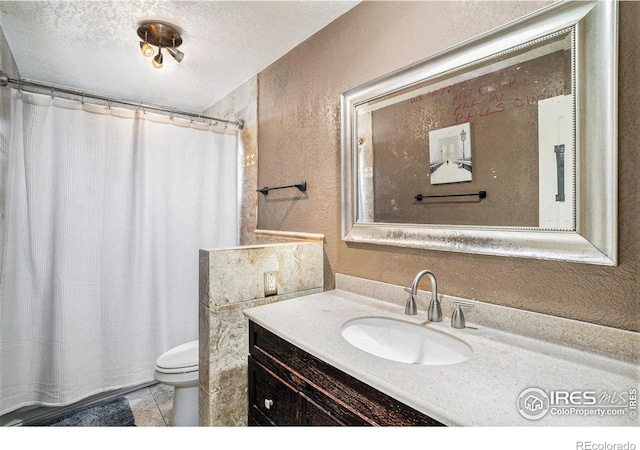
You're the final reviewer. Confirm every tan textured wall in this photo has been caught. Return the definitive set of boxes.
[257,1,639,331]
[372,50,569,226]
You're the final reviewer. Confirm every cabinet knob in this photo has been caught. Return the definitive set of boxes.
[264,398,274,410]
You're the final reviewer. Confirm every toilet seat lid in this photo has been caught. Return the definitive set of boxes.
[156,340,199,371]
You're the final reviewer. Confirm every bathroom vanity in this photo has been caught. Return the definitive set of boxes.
[244,274,639,427]
[248,320,442,426]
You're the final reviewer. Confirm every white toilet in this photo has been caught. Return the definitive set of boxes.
[154,340,199,426]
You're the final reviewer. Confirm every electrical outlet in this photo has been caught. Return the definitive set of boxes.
[264,271,278,297]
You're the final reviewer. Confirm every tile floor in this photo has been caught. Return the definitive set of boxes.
[124,383,174,427]
[0,382,175,427]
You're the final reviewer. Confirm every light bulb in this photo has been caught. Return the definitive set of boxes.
[152,48,163,69]
[140,41,154,57]
[167,47,184,63]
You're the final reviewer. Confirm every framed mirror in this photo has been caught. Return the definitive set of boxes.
[341,0,617,265]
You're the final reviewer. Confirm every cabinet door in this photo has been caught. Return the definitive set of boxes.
[301,392,347,426]
[248,356,299,425]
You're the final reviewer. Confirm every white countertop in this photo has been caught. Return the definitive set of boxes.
[243,287,639,426]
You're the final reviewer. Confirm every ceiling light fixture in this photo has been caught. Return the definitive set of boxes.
[166,45,184,63]
[139,31,154,57]
[136,21,184,68]
[152,46,163,69]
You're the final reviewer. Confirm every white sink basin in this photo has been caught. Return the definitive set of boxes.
[341,317,472,365]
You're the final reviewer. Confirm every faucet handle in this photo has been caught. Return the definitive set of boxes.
[404,287,417,315]
[451,300,474,329]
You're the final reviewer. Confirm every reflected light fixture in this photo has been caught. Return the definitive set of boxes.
[136,21,184,69]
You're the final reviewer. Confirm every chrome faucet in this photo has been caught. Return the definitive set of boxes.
[404,269,442,322]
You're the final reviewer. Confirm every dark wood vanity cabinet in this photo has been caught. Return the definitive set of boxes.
[248,320,444,426]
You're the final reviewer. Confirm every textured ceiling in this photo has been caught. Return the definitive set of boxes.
[0,1,359,112]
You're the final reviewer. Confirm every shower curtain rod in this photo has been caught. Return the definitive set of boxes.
[0,72,244,130]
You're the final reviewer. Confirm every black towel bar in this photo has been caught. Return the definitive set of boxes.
[414,190,486,201]
[257,181,307,196]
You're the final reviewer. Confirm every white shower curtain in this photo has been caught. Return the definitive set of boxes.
[0,90,238,415]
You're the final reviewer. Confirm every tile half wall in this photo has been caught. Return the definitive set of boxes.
[198,240,323,426]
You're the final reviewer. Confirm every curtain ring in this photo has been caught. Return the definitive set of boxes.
[81,93,85,104]
[50,86,54,99]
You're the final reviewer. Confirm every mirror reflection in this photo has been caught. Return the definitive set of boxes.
[356,30,574,230]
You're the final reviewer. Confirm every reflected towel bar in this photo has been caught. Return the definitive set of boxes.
[414,190,486,201]
[257,181,307,196]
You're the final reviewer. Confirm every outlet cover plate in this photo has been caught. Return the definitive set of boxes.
[264,271,278,297]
